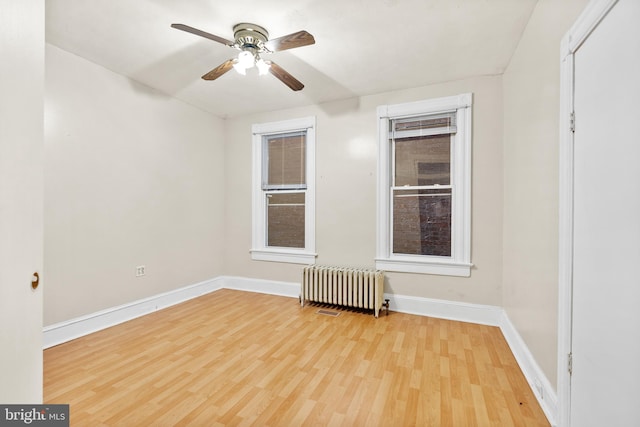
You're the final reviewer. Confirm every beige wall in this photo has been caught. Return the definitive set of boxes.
[44,45,226,325]
[224,75,504,305]
[502,0,588,387]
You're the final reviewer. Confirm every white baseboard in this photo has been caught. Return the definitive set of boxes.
[43,275,555,425]
[221,275,300,298]
[499,311,557,426]
[43,277,224,349]
[384,293,503,325]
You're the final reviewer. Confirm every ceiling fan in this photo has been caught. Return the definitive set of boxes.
[171,22,315,91]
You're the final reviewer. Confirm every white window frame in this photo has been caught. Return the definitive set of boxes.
[376,94,472,277]
[251,116,316,264]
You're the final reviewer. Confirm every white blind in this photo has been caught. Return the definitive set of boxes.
[392,112,457,139]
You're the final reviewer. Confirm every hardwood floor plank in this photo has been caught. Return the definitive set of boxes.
[44,289,550,426]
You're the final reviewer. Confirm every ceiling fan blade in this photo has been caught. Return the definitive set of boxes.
[202,59,235,81]
[264,30,315,52]
[171,23,234,46]
[268,62,304,91]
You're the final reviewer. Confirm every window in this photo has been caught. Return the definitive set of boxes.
[251,116,316,264]
[376,94,472,276]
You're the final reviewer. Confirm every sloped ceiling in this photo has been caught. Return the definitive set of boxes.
[46,0,538,118]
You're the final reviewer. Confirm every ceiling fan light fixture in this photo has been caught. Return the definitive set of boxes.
[237,50,255,69]
[256,58,271,76]
[232,60,247,75]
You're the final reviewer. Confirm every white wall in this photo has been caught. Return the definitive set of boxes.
[502,0,588,388]
[0,0,45,403]
[44,45,226,325]
[224,76,504,306]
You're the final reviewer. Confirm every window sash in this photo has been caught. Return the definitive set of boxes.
[391,188,452,257]
[265,190,306,249]
[392,133,453,188]
[262,131,306,190]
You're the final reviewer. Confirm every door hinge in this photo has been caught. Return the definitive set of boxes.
[570,111,575,133]
[568,352,573,375]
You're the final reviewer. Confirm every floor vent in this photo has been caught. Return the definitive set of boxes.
[316,309,340,317]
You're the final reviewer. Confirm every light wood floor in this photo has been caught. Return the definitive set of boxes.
[44,289,550,426]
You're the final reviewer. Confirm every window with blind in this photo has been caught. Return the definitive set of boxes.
[263,131,306,248]
[251,117,316,264]
[376,94,472,276]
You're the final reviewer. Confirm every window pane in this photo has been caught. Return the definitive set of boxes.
[267,192,305,248]
[394,134,451,186]
[393,188,451,256]
[266,132,306,188]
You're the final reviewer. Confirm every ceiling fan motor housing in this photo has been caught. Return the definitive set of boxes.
[233,23,269,53]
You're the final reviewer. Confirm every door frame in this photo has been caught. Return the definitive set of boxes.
[557,0,618,425]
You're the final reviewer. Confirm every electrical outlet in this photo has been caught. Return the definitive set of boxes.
[535,379,543,399]
[135,265,145,277]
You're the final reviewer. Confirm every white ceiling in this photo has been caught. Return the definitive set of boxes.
[46,0,538,118]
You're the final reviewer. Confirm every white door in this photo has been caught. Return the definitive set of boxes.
[0,1,44,403]
[571,0,640,425]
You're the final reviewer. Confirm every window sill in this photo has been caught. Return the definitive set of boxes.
[251,249,317,265]
[375,257,472,277]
